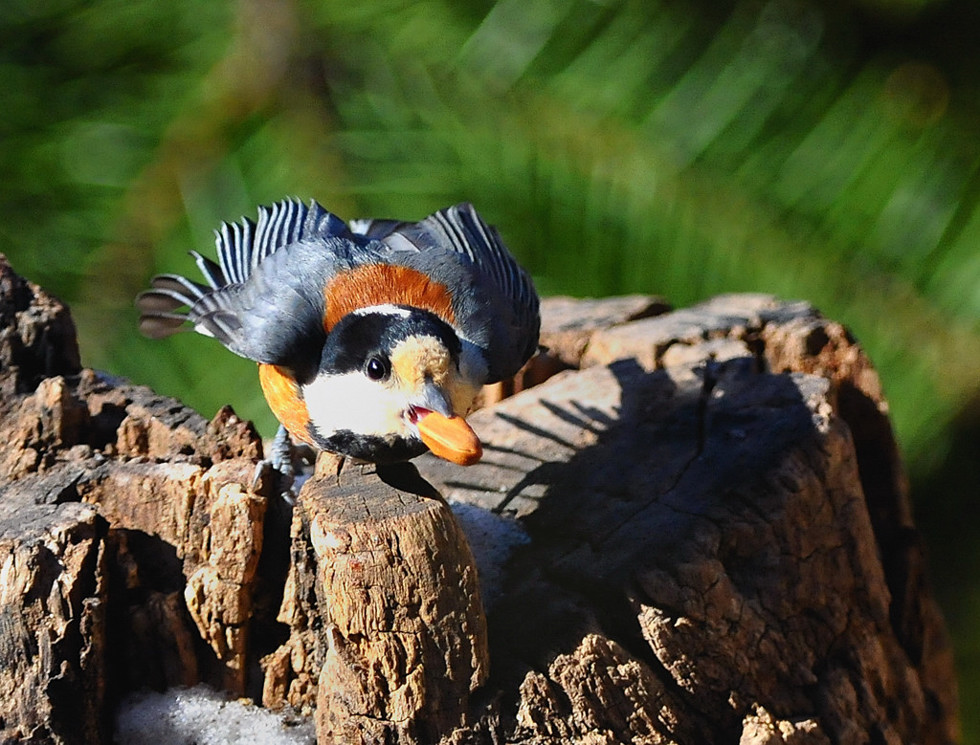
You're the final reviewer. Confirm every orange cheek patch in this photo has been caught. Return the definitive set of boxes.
[323,264,456,330]
[258,363,314,446]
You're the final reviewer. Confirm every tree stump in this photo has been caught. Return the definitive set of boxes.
[0,254,960,745]
[0,497,107,744]
[0,256,267,743]
[283,457,489,744]
[415,293,958,744]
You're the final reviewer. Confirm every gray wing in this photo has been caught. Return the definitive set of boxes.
[353,203,540,382]
[137,199,369,380]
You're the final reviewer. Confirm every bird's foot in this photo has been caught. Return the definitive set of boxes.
[252,425,313,504]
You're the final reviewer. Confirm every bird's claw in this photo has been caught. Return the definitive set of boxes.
[251,459,295,504]
[252,424,304,504]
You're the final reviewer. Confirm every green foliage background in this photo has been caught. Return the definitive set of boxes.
[2,0,978,737]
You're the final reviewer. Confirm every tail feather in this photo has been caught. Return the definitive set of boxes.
[135,274,210,339]
[149,273,209,300]
[138,313,191,339]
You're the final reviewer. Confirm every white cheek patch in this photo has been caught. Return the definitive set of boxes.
[303,372,412,440]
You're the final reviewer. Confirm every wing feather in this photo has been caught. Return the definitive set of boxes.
[137,199,359,376]
[138,198,539,383]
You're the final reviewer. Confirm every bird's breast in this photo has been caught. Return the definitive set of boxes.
[258,363,314,446]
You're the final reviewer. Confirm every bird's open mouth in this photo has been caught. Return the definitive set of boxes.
[408,406,482,466]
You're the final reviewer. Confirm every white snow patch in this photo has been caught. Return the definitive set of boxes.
[114,685,315,745]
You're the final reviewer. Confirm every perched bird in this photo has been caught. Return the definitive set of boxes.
[136,199,539,471]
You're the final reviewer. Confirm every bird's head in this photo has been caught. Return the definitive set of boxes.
[301,305,484,465]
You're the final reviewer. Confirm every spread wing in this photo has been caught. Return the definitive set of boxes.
[138,199,540,384]
[137,199,369,381]
[352,203,540,381]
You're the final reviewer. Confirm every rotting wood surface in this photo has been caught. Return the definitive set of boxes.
[0,254,958,745]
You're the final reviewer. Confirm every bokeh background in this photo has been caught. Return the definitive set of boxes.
[2,0,978,738]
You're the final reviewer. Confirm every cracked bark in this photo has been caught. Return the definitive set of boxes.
[0,256,959,745]
[0,256,268,743]
[284,458,490,744]
[416,294,959,744]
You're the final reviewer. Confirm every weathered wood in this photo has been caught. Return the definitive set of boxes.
[267,456,490,744]
[415,293,958,744]
[0,375,268,696]
[538,293,670,368]
[0,253,272,736]
[0,253,80,397]
[478,294,669,408]
[0,497,107,745]
[0,253,959,745]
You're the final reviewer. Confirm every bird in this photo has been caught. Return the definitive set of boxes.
[135,198,540,474]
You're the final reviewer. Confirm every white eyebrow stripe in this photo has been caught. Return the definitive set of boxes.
[352,304,412,318]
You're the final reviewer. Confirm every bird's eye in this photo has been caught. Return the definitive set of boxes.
[365,356,390,381]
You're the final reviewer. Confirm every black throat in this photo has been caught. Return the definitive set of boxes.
[311,428,428,464]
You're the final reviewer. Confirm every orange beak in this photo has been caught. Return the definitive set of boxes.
[415,409,483,466]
